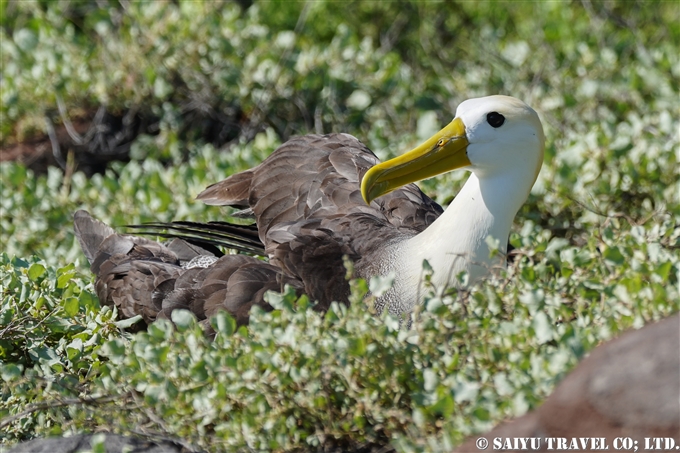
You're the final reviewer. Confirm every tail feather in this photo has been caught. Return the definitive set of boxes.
[73,210,301,331]
[73,210,116,264]
[126,220,265,256]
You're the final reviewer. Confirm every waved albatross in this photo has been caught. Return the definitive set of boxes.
[74,95,545,329]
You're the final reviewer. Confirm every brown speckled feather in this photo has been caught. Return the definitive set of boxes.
[197,133,443,305]
[75,133,442,328]
[74,210,302,331]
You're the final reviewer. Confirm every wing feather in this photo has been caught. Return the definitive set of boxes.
[201,133,443,304]
[75,132,443,329]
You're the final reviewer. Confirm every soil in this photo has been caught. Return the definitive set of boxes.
[1,118,91,175]
[0,108,150,177]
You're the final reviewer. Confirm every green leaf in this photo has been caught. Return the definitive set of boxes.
[0,307,15,326]
[211,311,236,335]
[533,311,554,344]
[473,406,490,421]
[27,263,46,281]
[13,28,38,51]
[1,364,23,381]
[63,297,80,317]
[102,339,127,362]
[79,291,99,311]
[545,238,569,259]
[66,338,84,361]
[655,261,672,281]
[430,393,455,417]
[171,309,196,330]
[115,314,144,329]
[423,369,438,392]
[348,337,366,357]
[453,380,479,403]
[603,246,626,265]
[369,272,395,298]
[56,266,76,289]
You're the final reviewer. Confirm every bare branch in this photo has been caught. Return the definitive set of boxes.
[43,115,66,170]
[55,94,85,145]
[0,391,131,430]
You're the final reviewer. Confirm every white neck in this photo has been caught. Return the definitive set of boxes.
[388,167,533,310]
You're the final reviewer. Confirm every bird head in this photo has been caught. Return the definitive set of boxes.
[361,95,545,204]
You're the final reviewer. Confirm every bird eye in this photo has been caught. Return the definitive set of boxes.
[486,112,505,128]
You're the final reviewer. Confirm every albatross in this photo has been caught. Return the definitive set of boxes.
[74,95,544,328]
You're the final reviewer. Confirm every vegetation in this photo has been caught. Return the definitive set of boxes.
[1,1,678,451]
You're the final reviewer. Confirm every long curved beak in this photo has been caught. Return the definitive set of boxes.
[361,117,470,204]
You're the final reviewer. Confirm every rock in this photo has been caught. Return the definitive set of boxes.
[455,314,680,452]
[8,433,187,453]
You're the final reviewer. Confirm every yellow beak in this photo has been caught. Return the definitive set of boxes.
[361,117,470,204]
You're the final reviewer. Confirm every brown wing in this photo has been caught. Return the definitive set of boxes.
[74,210,302,330]
[197,133,443,304]
[75,134,442,327]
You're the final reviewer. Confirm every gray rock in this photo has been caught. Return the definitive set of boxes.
[8,433,186,453]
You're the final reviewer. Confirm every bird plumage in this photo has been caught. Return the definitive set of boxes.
[74,95,544,329]
[75,133,442,329]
